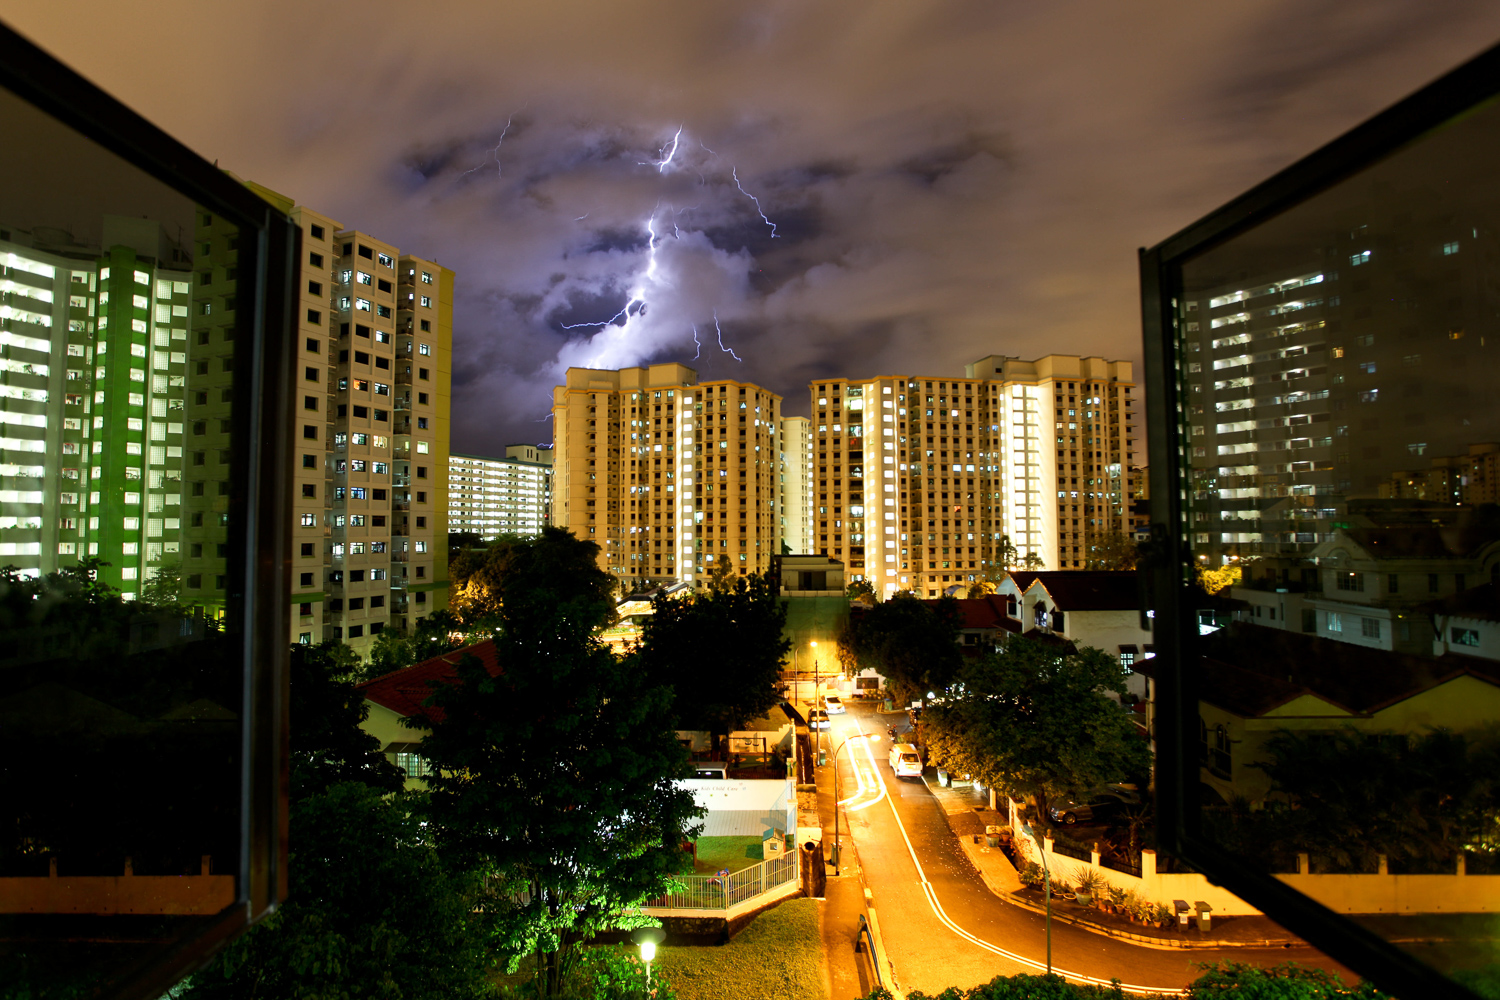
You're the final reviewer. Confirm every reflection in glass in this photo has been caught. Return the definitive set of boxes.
[0,86,244,992]
[1175,87,1500,981]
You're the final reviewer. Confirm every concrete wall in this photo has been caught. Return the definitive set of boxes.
[679,777,796,835]
[1016,824,1500,917]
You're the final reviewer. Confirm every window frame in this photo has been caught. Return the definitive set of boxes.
[1139,38,1500,1000]
[0,21,295,997]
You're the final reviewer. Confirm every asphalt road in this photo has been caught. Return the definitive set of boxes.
[823,702,1347,996]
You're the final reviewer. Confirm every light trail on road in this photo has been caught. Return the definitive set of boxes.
[836,715,889,812]
[860,730,1189,996]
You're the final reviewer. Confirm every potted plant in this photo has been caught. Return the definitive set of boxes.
[1154,903,1175,929]
[1018,861,1044,888]
[1075,870,1106,908]
[1107,885,1128,915]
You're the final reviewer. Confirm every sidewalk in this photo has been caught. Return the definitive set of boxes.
[926,776,1499,953]
[926,777,1310,950]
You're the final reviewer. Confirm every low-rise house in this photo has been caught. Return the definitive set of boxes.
[356,638,502,787]
[995,570,1154,696]
[1135,622,1500,805]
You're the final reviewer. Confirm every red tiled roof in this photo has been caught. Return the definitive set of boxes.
[356,638,503,722]
[922,595,1020,632]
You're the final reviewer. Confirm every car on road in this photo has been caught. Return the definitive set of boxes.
[1049,785,1142,826]
[823,695,846,715]
[808,708,830,730]
[888,743,923,778]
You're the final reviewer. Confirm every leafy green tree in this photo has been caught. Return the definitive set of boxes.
[923,636,1149,827]
[138,557,183,606]
[1085,533,1140,571]
[409,529,701,998]
[182,783,495,1000]
[997,535,1020,572]
[638,571,790,732]
[836,593,962,705]
[846,579,876,601]
[1020,551,1046,571]
[288,640,403,800]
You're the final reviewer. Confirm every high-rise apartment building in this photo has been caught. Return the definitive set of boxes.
[448,445,554,539]
[811,355,1136,598]
[1180,216,1500,565]
[0,218,194,596]
[551,363,781,591]
[778,416,814,555]
[221,184,452,657]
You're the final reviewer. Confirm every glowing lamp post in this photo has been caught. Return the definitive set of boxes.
[831,732,880,870]
[631,926,665,992]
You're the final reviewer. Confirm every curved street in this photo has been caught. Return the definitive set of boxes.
[817,702,1352,997]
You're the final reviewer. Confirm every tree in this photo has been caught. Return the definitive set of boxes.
[410,529,701,998]
[638,571,790,732]
[182,784,495,1000]
[288,640,404,800]
[856,962,1400,999]
[1196,562,1242,595]
[966,580,997,599]
[837,593,962,705]
[923,636,1149,827]
[1085,533,1140,571]
[138,558,183,606]
[997,535,1020,571]
[448,529,612,635]
[1020,551,1046,571]
[846,579,876,601]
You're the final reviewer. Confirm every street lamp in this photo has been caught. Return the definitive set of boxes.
[831,732,881,871]
[1021,819,1052,978]
[631,927,665,992]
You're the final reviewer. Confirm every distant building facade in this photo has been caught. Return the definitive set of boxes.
[809,355,1138,598]
[778,416,813,555]
[447,445,553,540]
[551,363,782,591]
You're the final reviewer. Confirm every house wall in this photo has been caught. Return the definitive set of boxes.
[1431,612,1500,662]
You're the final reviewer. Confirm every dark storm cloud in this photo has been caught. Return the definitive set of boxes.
[9,0,1500,453]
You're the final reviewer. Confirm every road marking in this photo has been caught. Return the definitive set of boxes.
[868,749,1189,996]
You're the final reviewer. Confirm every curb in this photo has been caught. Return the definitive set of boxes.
[936,799,1307,952]
[996,889,1303,951]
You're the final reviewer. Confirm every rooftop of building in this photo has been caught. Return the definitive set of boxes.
[1135,622,1500,719]
[356,638,501,723]
[1005,570,1141,611]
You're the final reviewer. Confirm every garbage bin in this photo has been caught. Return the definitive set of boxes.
[817,748,827,767]
[985,824,1002,848]
[937,767,951,787]
[882,698,894,712]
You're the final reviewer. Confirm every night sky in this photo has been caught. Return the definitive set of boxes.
[6,2,1500,454]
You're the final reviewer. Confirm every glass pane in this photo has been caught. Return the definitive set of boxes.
[0,84,248,991]
[1176,92,1500,983]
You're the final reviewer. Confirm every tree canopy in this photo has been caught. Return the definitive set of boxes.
[409,529,701,998]
[836,593,962,704]
[922,636,1149,825]
[182,783,494,1000]
[637,571,790,731]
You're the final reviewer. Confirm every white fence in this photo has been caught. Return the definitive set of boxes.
[641,855,799,912]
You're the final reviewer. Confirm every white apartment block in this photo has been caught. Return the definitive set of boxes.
[778,416,814,555]
[448,445,553,540]
[811,355,1137,598]
[0,217,193,596]
[551,363,781,591]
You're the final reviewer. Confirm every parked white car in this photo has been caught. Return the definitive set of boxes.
[808,709,830,730]
[823,695,846,715]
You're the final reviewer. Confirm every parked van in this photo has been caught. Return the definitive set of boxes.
[888,743,923,778]
[693,762,728,779]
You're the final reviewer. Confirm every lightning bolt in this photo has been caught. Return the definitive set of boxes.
[463,115,514,178]
[714,313,742,362]
[642,126,684,173]
[732,167,778,238]
[691,324,702,359]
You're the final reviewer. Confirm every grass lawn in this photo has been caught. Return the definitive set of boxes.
[690,835,767,874]
[655,897,826,1000]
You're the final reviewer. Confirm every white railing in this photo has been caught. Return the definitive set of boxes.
[641,854,798,911]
